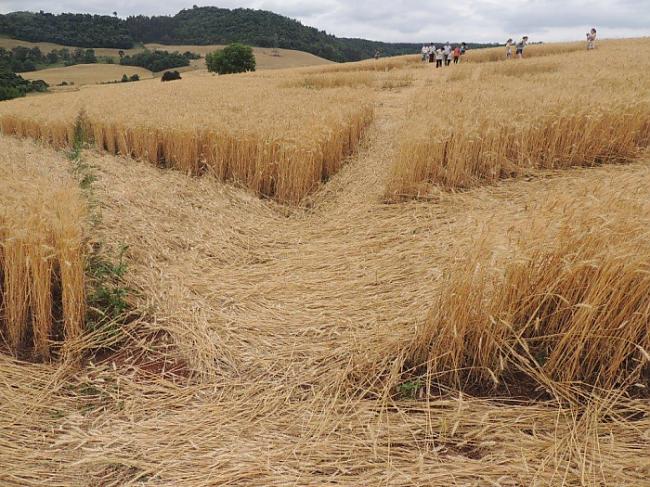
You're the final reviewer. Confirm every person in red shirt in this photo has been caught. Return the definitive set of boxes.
[452,46,462,64]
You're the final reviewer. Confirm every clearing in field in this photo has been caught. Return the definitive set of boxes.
[1,38,649,486]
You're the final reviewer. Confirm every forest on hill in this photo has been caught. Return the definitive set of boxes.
[0,7,494,62]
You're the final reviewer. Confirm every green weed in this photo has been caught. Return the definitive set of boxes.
[398,378,424,399]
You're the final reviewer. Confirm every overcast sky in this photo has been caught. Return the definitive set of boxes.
[1,1,649,43]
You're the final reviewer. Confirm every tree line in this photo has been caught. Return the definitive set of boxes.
[0,46,98,72]
[0,8,494,63]
[0,44,201,73]
[0,61,48,101]
[119,50,197,72]
[0,11,132,48]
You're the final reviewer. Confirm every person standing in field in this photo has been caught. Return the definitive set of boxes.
[505,38,513,59]
[516,36,528,58]
[453,45,461,63]
[461,42,467,55]
[586,28,597,49]
[421,44,428,62]
[428,43,436,63]
[435,48,444,68]
[443,42,452,65]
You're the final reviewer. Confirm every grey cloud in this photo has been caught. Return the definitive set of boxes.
[501,0,650,32]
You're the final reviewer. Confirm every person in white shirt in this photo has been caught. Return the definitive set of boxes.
[586,28,597,50]
[443,43,452,65]
[435,48,444,68]
[421,44,428,62]
[505,38,513,59]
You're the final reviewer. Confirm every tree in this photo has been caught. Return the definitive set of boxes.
[83,49,97,63]
[120,50,189,72]
[206,43,255,75]
[161,70,181,82]
[46,51,59,64]
[0,61,48,100]
[30,79,48,92]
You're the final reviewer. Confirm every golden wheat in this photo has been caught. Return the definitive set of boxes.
[406,180,650,389]
[387,40,650,199]
[2,134,650,485]
[284,70,414,90]
[2,39,650,486]
[284,71,376,89]
[305,54,421,74]
[0,137,86,359]
[464,41,587,63]
[0,75,374,204]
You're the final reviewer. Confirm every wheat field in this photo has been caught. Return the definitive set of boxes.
[0,75,374,203]
[1,38,649,486]
[387,39,650,199]
[406,178,650,390]
[305,54,421,74]
[0,137,86,360]
[463,40,587,63]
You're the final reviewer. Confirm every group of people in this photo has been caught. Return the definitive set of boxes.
[505,36,529,59]
[503,28,597,59]
[420,27,599,66]
[421,42,467,67]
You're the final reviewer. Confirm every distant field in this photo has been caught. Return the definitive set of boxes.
[0,36,137,58]
[145,43,334,70]
[20,64,154,87]
[0,36,333,71]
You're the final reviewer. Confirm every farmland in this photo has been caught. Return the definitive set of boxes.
[387,40,650,198]
[0,36,333,72]
[20,63,154,87]
[1,38,650,486]
[1,36,333,88]
[144,43,335,70]
[0,74,375,203]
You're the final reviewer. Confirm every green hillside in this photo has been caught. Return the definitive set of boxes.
[0,7,492,62]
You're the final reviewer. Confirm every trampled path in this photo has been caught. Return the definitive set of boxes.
[3,67,650,486]
[97,73,442,386]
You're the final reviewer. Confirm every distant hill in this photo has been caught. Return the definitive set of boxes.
[0,7,493,62]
